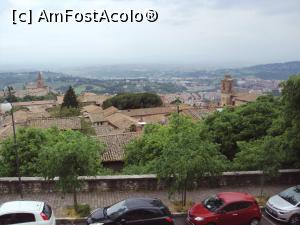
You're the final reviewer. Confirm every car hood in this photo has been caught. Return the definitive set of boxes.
[268,195,296,210]
[87,208,112,224]
[189,203,214,217]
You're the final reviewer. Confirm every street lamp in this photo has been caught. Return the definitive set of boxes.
[1,95,23,198]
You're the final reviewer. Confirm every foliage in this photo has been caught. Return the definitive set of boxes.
[48,106,80,117]
[62,86,79,108]
[38,130,104,207]
[204,95,281,160]
[0,128,48,176]
[102,92,163,110]
[124,115,226,205]
[80,118,96,135]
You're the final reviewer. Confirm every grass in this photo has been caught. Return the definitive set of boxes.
[169,200,195,213]
[63,204,91,218]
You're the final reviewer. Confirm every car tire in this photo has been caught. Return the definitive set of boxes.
[290,215,300,225]
[249,218,259,225]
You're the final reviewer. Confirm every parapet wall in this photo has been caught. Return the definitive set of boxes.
[0,169,299,194]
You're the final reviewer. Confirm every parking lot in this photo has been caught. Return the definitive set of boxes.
[173,210,284,225]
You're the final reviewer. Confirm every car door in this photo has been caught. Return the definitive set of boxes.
[118,210,146,225]
[234,201,253,225]
[138,209,166,225]
[219,202,240,225]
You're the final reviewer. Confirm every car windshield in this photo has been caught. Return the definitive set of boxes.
[106,200,128,220]
[202,196,224,212]
[279,186,300,206]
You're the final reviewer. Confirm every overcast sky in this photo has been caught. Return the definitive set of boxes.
[0,0,300,70]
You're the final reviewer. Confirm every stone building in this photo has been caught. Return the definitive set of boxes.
[220,75,261,107]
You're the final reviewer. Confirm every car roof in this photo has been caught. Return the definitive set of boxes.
[125,198,164,210]
[217,192,255,204]
[0,201,44,215]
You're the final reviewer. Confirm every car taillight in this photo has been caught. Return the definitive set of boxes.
[165,217,173,223]
[40,212,49,220]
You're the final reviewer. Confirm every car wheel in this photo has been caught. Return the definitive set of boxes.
[249,218,259,225]
[290,215,300,225]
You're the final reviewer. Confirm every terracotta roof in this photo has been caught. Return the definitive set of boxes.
[180,108,211,120]
[97,132,140,162]
[88,106,118,123]
[3,110,29,124]
[13,100,56,107]
[78,93,110,105]
[57,96,64,105]
[121,107,176,117]
[140,114,167,124]
[27,117,81,130]
[106,113,139,129]
[94,125,124,136]
[81,105,103,114]
[233,93,261,103]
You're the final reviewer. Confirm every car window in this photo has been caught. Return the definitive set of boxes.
[223,203,240,212]
[13,213,36,224]
[235,201,252,210]
[122,209,161,221]
[42,204,52,219]
[0,214,14,225]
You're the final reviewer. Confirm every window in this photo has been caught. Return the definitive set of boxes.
[236,201,252,210]
[223,203,239,212]
[14,213,35,224]
[0,214,13,225]
[43,204,52,219]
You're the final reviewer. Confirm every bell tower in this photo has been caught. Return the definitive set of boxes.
[221,75,234,106]
[36,71,45,88]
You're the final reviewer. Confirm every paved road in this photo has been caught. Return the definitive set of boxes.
[173,211,284,225]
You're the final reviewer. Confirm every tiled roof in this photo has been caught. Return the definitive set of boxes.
[233,93,261,103]
[121,106,176,117]
[27,117,81,130]
[180,108,211,120]
[106,113,139,129]
[78,93,110,104]
[88,106,118,123]
[97,132,140,162]
[13,100,56,107]
[81,105,103,114]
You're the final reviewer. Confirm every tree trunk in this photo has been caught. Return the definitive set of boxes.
[73,186,78,210]
[183,179,187,206]
[260,172,265,197]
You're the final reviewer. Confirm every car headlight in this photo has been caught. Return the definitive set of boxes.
[194,217,204,221]
[279,211,289,214]
[90,223,104,225]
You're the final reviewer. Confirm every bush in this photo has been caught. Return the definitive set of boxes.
[75,204,91,217]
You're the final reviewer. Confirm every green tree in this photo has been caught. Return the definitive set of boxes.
[0,128,47,176]
[233,136,284,196]
[62,86,79,109]
[102,92,163,110]
[38,130,104,208]
[124,115,226,206]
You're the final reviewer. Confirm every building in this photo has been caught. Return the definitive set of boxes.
[14,72,50,98]
[220,75,261,106]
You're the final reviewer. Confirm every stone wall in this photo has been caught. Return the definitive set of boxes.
[0,169,299,194]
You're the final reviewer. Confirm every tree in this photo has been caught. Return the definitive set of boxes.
[38,130,104,208]
[0,128,47,176]
[124,115,226,206]
[62,86,79,109]
[102,92,163,110]
[233,136,284,196]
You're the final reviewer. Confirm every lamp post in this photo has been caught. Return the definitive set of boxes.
[0,90,23,198]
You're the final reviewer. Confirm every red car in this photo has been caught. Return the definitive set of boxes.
[186,192,261,225]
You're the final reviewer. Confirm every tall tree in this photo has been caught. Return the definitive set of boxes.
[62,86,79,109]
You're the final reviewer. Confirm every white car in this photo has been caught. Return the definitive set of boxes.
[266,185,300,225]
[0,201,55,225]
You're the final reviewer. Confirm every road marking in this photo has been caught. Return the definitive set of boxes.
[262,214,277,225]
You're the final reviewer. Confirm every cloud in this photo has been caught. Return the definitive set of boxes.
[0,0,299,69]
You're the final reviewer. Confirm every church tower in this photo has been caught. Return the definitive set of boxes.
[36,71,45,88]
[221,75,234,106]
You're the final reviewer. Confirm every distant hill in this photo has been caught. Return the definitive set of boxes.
[214,61,300,80]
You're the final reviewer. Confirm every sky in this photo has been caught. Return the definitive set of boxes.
[0,0,300,70]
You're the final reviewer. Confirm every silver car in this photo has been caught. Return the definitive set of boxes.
[266,185,300,225]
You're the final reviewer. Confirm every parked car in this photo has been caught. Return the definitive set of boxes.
[0,201,55,225]
[86,197,174,225]
[186,192,261,225]
[266,185,300,225]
